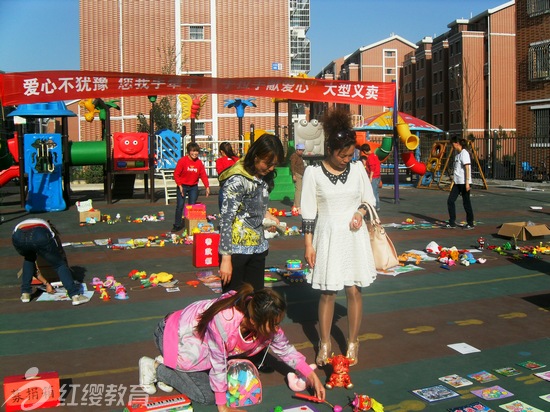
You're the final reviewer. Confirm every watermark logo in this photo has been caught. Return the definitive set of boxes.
[2,367,55,411]
[3,367,150,410]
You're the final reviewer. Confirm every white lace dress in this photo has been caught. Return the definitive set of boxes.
[301,161,377,291]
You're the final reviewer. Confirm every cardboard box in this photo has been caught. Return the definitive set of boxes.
[79,210,101,223]
[497,221,550,241]
[193,233,220,267]
[3,371,60,411]
[185,218,208,234]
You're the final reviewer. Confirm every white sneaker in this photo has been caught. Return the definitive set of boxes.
[21,293,31,303]
[154,356,174,392]
[71,294,90,306]
[139,357,157,395]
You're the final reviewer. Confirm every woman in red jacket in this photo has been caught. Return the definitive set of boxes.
[172,142,210,232]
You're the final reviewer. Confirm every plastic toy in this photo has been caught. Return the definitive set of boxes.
[115,285,129,300]
[186,280,200,287]
[350,393,384,412]
[293,393,342,412]
[100,287,110,301]
[287,364,316,392]
[149,272,174,284]
[104,275,116,289]
[325,354,353,389]
[477,237,486,249]
[286,260,302,270]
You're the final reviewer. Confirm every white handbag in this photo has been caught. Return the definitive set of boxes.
[363,203,399,270]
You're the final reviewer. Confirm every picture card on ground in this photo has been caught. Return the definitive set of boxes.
[540,394,550,402]
[517,360,546,370]
[471,386,513,401]
[377,264,423,276]
[499,400,544,411]
[448,401,495,412]
[493,367,521,377]
[534,370,550,382]
[448,342,481,354]
[411,384,460,403]
[468,370,499,383]
[439,374,473,388]
[36,283,93,302]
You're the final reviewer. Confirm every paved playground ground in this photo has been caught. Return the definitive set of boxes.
[1,179,549,411]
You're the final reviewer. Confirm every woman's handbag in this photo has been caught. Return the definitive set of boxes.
[363,203,399,270]
[226,359,262,407]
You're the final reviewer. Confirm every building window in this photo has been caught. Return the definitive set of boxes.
[528,40,550,80]
[534,108,550,142]
[385,50,395,57]
[189,26,204,40]
[194,122,206,136]
[527,0,550,17]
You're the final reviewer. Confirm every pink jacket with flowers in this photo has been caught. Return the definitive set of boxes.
[163,292,313,405]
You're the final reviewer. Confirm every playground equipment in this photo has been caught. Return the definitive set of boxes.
[417,140,488,190]
[4,100,162,212]
[354,110,444,181]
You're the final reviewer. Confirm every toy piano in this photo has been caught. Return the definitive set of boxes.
[124,394,192,411]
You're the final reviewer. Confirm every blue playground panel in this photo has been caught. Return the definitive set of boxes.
[156,130,182,170]
[24,133,66,212]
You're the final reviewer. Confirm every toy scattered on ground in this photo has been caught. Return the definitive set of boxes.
[292,392,384,412]
[287,260,302,270]
[287,364,317,392]
[325,354,354,390]
[293,393,343,412]
[127,270,174,289]
[350,393,384,412]
[284,260,309,283]
[91,275,129,300]
[477,237,486,250]
[397,252,421,265]
[186,280,200,287]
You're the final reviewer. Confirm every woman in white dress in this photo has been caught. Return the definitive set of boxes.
[301,108,377,367]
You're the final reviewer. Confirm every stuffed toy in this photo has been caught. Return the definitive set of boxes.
[325,354,353,389]
[287,364,316,392]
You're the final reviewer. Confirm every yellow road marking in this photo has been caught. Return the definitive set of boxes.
[0,273,544,336]
[0,315,162,335]
[454,319,484,326]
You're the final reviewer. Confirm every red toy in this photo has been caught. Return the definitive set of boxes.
[325,354,353,389]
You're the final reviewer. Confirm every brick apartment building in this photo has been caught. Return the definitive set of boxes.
[315,35,417,121]
[74,0,311,143]
[401,1,516,140]
[515,0,550,173]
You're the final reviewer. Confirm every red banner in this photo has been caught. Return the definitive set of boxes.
[0,71,395,107]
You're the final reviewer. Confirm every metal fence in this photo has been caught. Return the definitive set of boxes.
[164,133,550,182]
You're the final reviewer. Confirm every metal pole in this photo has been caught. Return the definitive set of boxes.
[392,81,400,203]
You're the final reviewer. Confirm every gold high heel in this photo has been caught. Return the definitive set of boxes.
[316,341,331,366]
[346,340,359,366]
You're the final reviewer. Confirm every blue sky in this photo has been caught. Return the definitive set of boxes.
[0,0,507,75]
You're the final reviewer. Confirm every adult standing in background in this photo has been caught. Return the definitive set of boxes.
[289,143,306,213]
[360,143,381,211]
[444,135,475,230]
[172,142,210,232]
[215,142,239,212]
[301,108,377,367]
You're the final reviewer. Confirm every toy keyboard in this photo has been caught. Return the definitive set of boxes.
[124,394,192,411]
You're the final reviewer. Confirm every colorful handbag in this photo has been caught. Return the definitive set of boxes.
[226,359,262,407]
